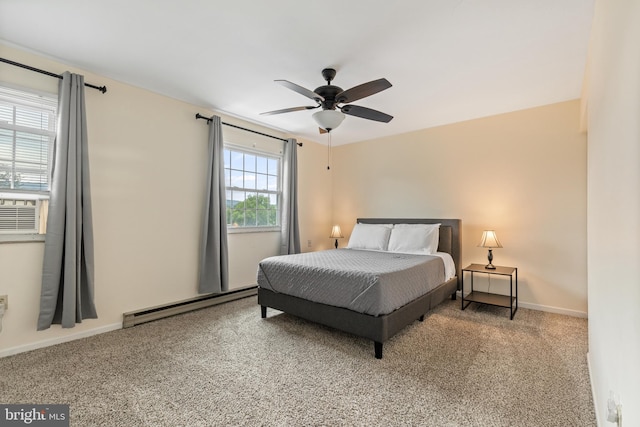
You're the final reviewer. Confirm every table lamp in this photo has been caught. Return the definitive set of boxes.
[330,225,344,249]
[478,230,502,269]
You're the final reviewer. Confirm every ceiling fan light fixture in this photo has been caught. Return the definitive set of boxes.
[312,109,345,132]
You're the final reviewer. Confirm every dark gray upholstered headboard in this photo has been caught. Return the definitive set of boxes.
[357,218,462,288]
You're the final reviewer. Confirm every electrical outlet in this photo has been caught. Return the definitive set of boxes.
[0,295,7,310]
[307,240,312,248]
[607,392,622,426]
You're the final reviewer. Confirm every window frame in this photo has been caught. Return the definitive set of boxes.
[0,81,56,239]
[0,81,57,195]
[224,143,282,234]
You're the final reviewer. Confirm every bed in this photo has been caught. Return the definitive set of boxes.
[257,218,461,359]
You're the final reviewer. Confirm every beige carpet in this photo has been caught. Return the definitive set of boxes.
[0,296,595,426]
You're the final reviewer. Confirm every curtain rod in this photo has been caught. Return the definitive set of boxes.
[0,57,107,93]
[195,113,302,146]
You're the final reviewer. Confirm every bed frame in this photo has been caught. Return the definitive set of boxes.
[258,218,461,359]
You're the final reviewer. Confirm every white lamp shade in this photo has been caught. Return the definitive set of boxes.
[330,224,344,238]
[478,230,503,248]
[313,110,345,131]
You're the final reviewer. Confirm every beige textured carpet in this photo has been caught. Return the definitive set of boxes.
[0,296,595,426]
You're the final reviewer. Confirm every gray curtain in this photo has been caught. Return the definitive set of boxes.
[280,138,301,255]
[38,72,96,330]
[198,115,229,293]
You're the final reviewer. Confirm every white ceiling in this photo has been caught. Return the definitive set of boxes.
[0,0,594,145]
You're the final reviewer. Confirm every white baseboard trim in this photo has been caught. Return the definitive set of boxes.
[587,352,601,427]
[518,301,588,318]
[0,322,122,358]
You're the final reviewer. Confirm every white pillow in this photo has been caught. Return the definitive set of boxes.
[347,223,393,251]
[387,223,441,255]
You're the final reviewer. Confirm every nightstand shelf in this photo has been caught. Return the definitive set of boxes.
[461,264,518,319]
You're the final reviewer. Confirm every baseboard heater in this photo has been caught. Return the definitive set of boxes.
[122,286,257,328]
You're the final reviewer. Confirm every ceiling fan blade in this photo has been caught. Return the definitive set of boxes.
[260,105,318,116]
[341,105,393,123]
[319,127,328,134]
[337,78,392,104]
[275,80,324,102]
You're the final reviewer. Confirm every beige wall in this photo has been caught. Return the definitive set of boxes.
[333,100,587,314]
[0,44,332,355]
[586,0,640,425]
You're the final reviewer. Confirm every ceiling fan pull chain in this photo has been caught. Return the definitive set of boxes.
[327,132,332,170]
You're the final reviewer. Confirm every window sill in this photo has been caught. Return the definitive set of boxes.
[0,234,46,244]
[227,227,280,234]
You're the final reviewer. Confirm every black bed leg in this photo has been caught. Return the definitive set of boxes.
[419,315,425,322]
[451,292,457,301]
[374,342,383,359]
[261,305,267,318]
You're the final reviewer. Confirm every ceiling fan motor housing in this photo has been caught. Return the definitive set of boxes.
[314,85,343,110]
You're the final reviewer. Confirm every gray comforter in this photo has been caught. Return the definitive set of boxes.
[257,249,445,316]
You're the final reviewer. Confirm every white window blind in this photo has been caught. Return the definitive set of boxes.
[0,83,57,194]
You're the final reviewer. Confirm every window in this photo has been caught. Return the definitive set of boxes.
[224,146,281,230]
[0,82,57,235]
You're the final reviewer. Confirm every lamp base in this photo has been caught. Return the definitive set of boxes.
[334,239,339,249]
[485,249,496,269]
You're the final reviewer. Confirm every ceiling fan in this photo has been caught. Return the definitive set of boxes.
[261,68,393,133]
